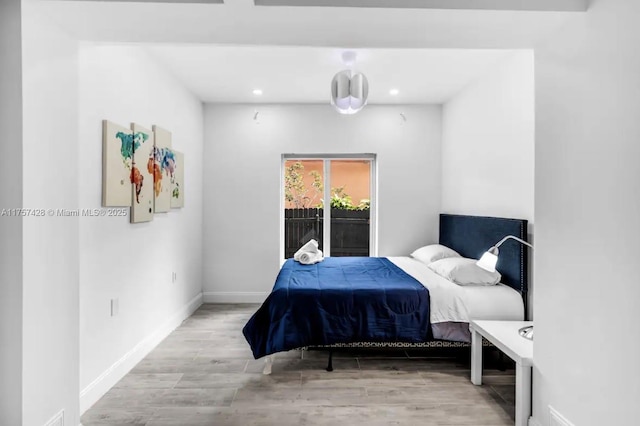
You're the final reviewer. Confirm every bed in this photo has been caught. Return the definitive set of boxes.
[242,214,529,362]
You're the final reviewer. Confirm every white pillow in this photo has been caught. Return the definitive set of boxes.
[410,244,460,265]
[428,257,501,286]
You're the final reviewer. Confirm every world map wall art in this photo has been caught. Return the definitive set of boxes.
[102,120,185,223]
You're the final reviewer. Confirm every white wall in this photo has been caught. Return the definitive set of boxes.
[533,0,640,425]
[441,51,535,318]
[21,3,81,425]
[442,50,534,222]
[77,44,204,412]
[0,1,23,424]
[203,104,442,301]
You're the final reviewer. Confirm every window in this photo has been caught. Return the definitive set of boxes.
[281,154,377,260]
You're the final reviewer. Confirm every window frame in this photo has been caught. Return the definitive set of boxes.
[280,153,378,262]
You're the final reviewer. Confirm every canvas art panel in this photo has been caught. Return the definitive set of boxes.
[152,125,173,213]
[171,151,184,208]
[130,123,155,223]
[102,120,134,207]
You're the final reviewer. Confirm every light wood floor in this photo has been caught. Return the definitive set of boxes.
[81,304,516,426]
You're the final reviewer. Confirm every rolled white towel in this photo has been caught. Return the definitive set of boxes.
[294,239,319,261]
[299,250,324,265]
[297,251,313,264]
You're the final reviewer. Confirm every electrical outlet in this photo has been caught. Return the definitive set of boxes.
[110,298,119,317]
[549,406,574,426]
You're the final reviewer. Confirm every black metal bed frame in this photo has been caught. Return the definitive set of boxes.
[320,340,495,371]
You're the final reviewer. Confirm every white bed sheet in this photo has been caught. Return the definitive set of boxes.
[388,256,524,324]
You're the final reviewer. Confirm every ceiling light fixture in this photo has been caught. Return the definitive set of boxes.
[330,51,369,115]
[389,89,399,96]
[252,89,263,96]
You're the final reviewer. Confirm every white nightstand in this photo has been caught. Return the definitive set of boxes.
[470,320,533,426]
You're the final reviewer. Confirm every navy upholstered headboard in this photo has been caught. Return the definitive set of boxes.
[439,214,529,296]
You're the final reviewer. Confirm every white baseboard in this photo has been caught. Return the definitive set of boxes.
[79,292,203,414]
[529,417,542,426]
[202,291,268,304]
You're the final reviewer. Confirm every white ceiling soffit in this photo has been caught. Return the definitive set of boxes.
[145,45,516,104]
[40,1,579,49]
[77,0,224,3]
[254,0,588,12]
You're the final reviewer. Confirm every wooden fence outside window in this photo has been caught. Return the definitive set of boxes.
[284,208,370,258]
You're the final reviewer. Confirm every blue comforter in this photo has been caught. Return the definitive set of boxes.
[242,257,431,359]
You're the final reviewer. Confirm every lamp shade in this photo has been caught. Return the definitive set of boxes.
[476,251,498,273]
[330,70,369,115]
[476,235,533,274]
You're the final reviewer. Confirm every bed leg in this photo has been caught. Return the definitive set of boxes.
[263,355,273,375]
[326,350,334,372]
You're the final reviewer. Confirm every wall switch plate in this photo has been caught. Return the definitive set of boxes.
[172,272,177,283]
[549,406,574,426]
[110,298,119,317]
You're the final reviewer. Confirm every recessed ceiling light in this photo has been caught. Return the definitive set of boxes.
[389,89,399,96]
[253,89,263,96]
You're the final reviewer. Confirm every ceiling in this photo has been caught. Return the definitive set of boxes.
[254,0,587,12]
[42,1,579,48]
[39,0,584,104]
[145,45,515,104]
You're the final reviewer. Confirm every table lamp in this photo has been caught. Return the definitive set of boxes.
[476,235,534,340]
